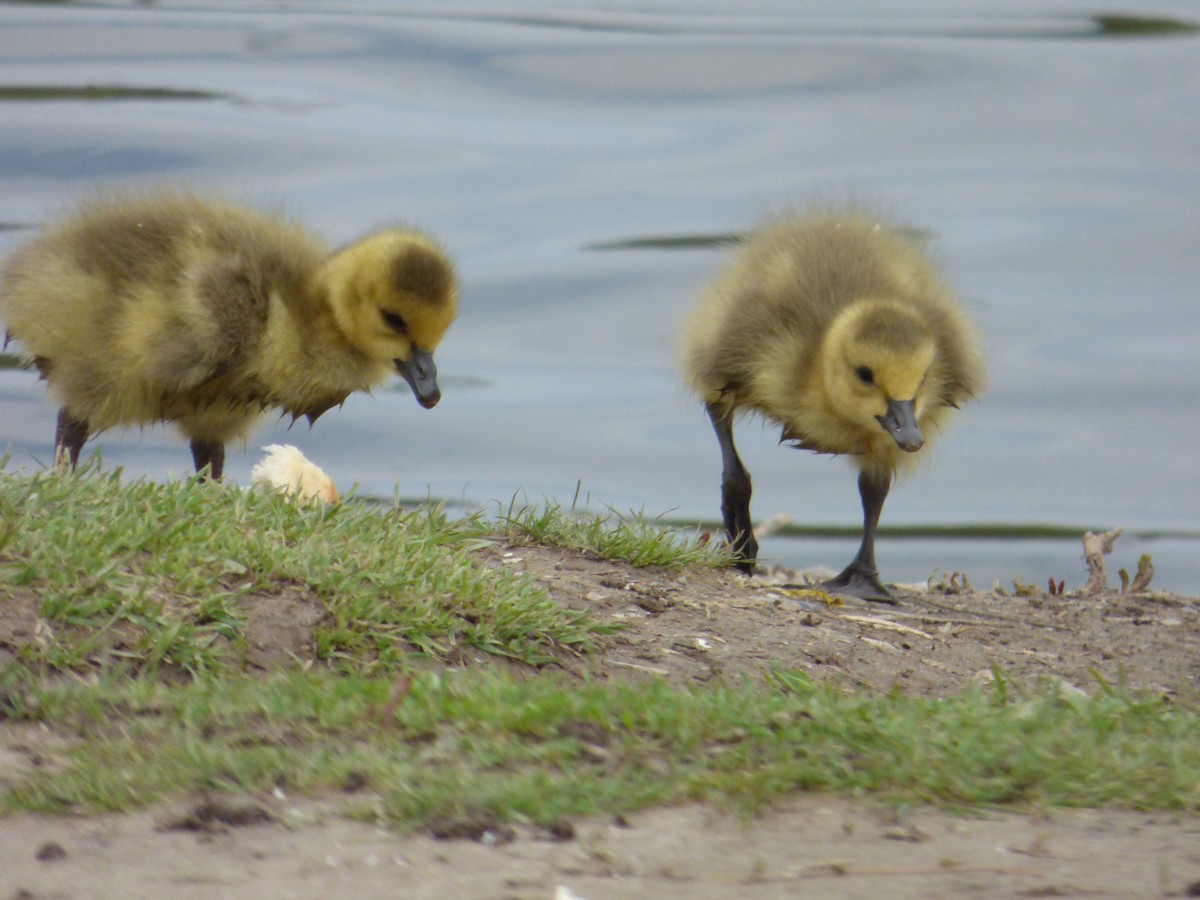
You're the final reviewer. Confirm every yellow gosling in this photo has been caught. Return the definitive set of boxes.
[0,191,458,478]
[681,209,984,601]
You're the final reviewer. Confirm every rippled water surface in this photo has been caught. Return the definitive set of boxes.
[2,1,1198,589]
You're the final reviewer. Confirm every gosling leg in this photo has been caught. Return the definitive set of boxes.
[189,439,225,481]
[706,403,758,571]
[822,469,895,603]
[54,408,89,470]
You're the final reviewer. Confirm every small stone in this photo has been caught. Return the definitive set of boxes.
[544,820,575,842]
[35,841,67,862]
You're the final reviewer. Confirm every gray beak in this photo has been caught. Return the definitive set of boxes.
[396,348,440,409]
[877,398,924,452]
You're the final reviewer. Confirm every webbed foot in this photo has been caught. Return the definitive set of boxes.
[820,565,896,604]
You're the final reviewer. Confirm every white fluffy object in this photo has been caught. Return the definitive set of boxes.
[251,444,339,505]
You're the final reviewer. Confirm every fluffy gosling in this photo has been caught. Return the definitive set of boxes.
[0,191,458,478]
[681,209,983,601]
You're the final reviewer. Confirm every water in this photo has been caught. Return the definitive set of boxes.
[1,1,1198,591]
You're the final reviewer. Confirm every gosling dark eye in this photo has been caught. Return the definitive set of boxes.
[855,366,875,385]
[382,310,408,333]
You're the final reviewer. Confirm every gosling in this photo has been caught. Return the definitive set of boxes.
[0,191,458,479]
[681,210,983,602]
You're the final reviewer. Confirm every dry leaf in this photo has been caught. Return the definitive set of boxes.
[779,588,843,608]
[1011,578,1041,597]
[1130,554,1154,593]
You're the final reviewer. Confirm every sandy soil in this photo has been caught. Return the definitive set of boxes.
[4,794,1200,899]
[3,540,1200,899]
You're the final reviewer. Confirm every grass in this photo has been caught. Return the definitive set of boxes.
[1,465,1197,828]
[585,233,743,251]
[494,484,727,568]
[1094,15,1200,36]
[1,667,1196,825]
[655,513,1200,542]
[0,463,619,674]
[0,85,228,102]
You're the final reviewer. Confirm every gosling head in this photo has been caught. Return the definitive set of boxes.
[321,230,458,408]
[823,300,937,454]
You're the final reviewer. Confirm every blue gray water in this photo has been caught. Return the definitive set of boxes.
[1,1,1198,590]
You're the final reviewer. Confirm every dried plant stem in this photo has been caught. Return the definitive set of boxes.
[1081,528,1123,595]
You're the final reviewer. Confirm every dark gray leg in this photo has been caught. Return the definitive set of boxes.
[706,403,758,571]
[54,408,89,470]
[190,439,225,481]
[821,468,895,603]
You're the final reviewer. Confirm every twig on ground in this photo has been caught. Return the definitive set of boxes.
[838,615,936,642]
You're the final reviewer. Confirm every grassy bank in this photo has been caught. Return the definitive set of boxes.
[1,466,1197,827]
[1,463,703,674]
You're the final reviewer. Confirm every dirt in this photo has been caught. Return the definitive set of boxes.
[478,542,1200,700]
[4,794,1200,899]
[3,540,1200,899]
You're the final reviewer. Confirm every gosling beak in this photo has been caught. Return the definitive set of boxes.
[877,398,924,452]
[396,348,441,409]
